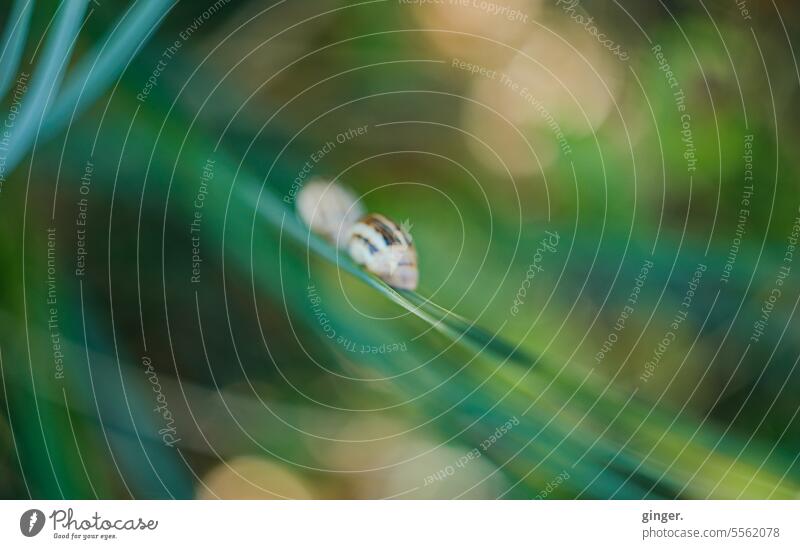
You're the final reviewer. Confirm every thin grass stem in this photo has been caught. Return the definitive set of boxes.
[44,0,175,139]
[0,0,34,98]
[5,0,88,169]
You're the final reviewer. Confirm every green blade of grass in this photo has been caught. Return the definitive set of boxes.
[56,85,800,499]
[239,180,537,368]
[0,0,34,98]
[44,0,175,139]
[5,0,88,170]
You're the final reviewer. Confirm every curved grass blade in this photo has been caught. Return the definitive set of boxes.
[5,0,88,170]
[44,0,175,139]
[0,0,34,98]
[58,90,800,499]
[239,182,536,368]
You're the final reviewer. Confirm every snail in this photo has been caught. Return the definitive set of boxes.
[347,213,418,291]
[296,180,419,290]
[296,178,365,248]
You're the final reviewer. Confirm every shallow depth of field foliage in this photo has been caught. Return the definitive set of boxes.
[1,0,800,499]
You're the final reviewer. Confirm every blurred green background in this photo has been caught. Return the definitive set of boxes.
[1,0,799,499]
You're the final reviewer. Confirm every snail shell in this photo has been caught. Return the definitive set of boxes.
[296,178,364,248]
[347,213,419,290]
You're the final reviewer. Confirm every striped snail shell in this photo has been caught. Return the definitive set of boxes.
[347,213,419,290]
[296,178,364,248]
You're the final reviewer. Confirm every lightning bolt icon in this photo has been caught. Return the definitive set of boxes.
[28,511,38,533]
